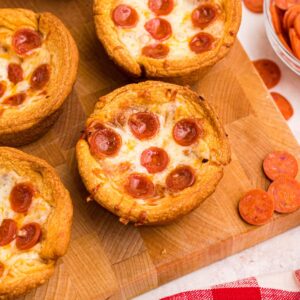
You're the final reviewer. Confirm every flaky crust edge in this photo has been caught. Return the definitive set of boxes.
[0,9,79,147]
[93,0,241,83]
[0,147,73,298]
[76,81,231,225]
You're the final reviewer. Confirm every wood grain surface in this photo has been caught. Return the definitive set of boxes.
[3,0,300,299]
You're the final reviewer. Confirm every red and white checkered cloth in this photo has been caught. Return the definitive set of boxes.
[162,270,300,300]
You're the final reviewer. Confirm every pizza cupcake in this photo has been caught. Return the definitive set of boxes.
[0,147,73,298]
[93,0,241,83]
[76,81,230,225]
[0,9,78,146]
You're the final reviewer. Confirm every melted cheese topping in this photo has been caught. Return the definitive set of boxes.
[0,170,52,282]
[0,28,51,112]
[94,96,211,202]
[114,0,225,60]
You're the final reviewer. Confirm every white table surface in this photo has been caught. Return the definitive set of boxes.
[134,4,300,300]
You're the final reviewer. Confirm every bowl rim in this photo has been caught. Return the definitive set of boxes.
[264,0,300,66]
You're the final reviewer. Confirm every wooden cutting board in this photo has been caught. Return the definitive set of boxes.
[3,1,300,299]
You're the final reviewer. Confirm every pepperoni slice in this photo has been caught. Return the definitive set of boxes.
[0,219,17,246]
[148,0,174,16]
[166,166,195,192]
[2,93,26,106]
[7,63,23,84]
[244,0,263,13]
[271,92,294,120]
[30,64,50,90]
[268,176,300,213]
[173,118,202,146]
[142,43,169,58]
[124,173,155,198]
[12,29,42,55]
[189,32,214,54]
[16,223,42,250]
[112,5,138,28]
[239,189,274,225]
[263,151,298,181]
[128,112,159,140]
[0,262,4,277]
[10,182,34,213]
[141,147,169,173]
[295,14,300,37]
[88,124,122,158]
[253,59,281,89]
[144,18,172,41]
[283,5,300,29]
[0,81,6,98]
[289,28,300,59]
[192,4,218,28]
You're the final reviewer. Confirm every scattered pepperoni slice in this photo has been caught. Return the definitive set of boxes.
[128,112,159,140]
[268,176,300,213]
[271,92,294,120]
[0,219,17,246]
[112,4,138,28]
[289,28,300,59]
[173,118,202,146]
[0,81,6,98]
[124,173,155,198]
[144,18,172,41]
[142,43,169,58]
[0,262,4,277]
[88,124,122,158]
[16,223,42,250]
[263,151,298,180]
[283,5,300,29]
[244,0,263,13]
[270,3,284,34]
[192,4,218,28]
[141,147,169,173]
[30,64,50,90]
[239,189,274,225]
[166,166,195,192]
[7,63,23,84]
[12,29,42,55]
[189,32,214,54]
[148,0,174,15]
[2,93,26,106]
[10,182,34,213]
[253,59,281,89]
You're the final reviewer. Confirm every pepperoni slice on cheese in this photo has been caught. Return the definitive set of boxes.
[16,223,42,250]
[2,93,26,106]
[142,43,169,59]
[112,4,138,28]
[268,176,300,213]
[144,18,172,41]
[0,262,4,277]
[125,173,155,198]
[173,118,202,146]
[141,147,169,173]
[189,32,214,54]
[192,4,218,28]
[0,81,6,98]
[239,189,274,225]
[7,63,23,84]
[0,219,17,246]
[30,64,50,90]
[148,0,174,16]
[12,29,42,55]
[88,125,122,158]
[128,112,159,140]
[166,166,195,192]
[10,182,34,213]
[263,151,298,181]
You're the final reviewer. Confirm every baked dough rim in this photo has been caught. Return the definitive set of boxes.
[76,81,231,225]
[0,147,73,298]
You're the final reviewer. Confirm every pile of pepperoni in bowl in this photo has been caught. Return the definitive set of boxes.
[239,151,300,226]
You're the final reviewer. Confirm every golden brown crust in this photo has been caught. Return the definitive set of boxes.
[76,81,230,225]
[93,0,241,84]
[0,9,79,146]
[0,147,73,298]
